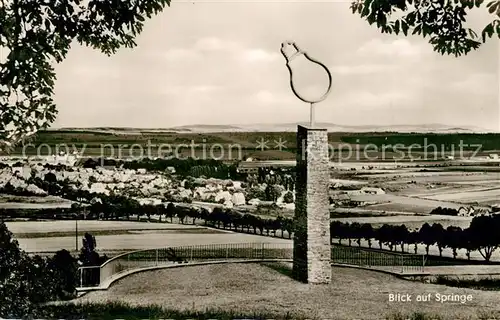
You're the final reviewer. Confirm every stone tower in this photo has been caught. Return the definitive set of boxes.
[293,125,331,284]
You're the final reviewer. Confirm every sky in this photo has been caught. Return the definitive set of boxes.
[51,0,500,131]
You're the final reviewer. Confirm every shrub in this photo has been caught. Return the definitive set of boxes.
[47,250,78,300]
[246,186,266,201]
[283,191,294,204]
[0,222,56,318]
[429,206,458,216]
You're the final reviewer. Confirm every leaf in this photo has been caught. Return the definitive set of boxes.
[468,28,478,39]
[406,11,416,25]
[361,5,370,18]
[481,23,495,42]
[412,24,421,35]
[401,20,409,36]
[350,2,359,14]
[394,20,400,33]
[1,0,171,148]
[488,1,499,13]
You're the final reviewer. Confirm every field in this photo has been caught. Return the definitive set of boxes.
[0,195,75,209]
[7,143,500,257]
[5,130,500,216]
[6,221,290,253]
[75,262,500,320]
[6,130,500,160]
[337,169,500,213]
[6,134,500,255]
[7,130,500,319]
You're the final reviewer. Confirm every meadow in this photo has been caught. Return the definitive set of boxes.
[7,129,500,320]
[6,160,500,260]
[74,262,500,320]
[6,220,290,253]
[6,129,500,160]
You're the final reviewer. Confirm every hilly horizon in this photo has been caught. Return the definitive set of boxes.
[49,122,494,134]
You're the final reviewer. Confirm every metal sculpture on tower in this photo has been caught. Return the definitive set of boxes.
[280,41,332,128]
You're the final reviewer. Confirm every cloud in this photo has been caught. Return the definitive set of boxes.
[251,89,299,106]
[50,4,498,130]
[193,37,240,52]
[162,48,202,61]
[151,37,279,66]
[252,90,285,105]
[254,90,274,103]
[69,65,120,78]
[357,39,425,58]
[337,90,416,109]
[241,49,280,62]
[161,85,222,95]
[330,64,396,75]
[449,73,498,95]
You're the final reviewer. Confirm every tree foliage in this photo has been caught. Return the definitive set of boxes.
[0,221,33,317]
[351,0,500,56]
[283,191,294,204]
[47,249,78,300]
[0,222,78,318]
[0,0,171,150]
[467,214,500,261]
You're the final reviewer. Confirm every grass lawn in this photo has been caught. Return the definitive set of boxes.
[5,220,208,234]
[16,229,290,253]
[74,262,500,320]
[6,219,287,253]
[0,195,70,204]
[14,227,225,239]
[37,302,307,320]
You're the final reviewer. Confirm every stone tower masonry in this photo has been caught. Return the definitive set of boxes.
[293,125,331,284]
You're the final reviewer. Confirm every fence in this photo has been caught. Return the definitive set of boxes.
[78,242,293,289]
[331,244,425,273]
[77,243,425,289]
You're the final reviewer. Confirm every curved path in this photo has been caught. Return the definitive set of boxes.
[77,242,500,293]
[78,259,293,291]
[77,242,295,291]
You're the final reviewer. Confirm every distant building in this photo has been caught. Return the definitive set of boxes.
[458,207,469,216]
[331,193,350,202]
[236,163,258,174]
[166,166,176,174]
[136,198,162,206]
[458,206,491,217]
[360,187,385,195]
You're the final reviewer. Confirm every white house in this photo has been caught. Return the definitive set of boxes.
[89,183,109,195]
[166,166,176,173]
[136,198,162,206]
[458,206,491,217]
[360,187,385,195]
[231,192,246,206]
[12,166,31,180]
